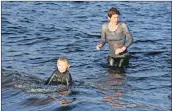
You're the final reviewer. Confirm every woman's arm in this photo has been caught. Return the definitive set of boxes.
[96,24,107,50]
[122,23,133,48]
[115,23,133,55]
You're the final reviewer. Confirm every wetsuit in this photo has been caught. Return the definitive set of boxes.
[99,22,133,67]
[45,69,72,86]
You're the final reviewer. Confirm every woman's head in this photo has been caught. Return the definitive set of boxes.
[107,7,120,18]
[107,7,120,23]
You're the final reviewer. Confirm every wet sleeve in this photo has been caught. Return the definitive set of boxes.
[66,72,72,86]
[122,23,133,48]
[99,24,107,47]
[45,70,56,85]
[65,73,73,91]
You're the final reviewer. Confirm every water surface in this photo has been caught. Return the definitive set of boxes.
[1,1,171,111]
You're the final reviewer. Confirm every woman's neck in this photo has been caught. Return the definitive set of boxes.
[108,21,119,32]
[109,21,118,26]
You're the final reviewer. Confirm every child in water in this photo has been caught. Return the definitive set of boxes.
[45,56,72,86]
[45,57,74,104]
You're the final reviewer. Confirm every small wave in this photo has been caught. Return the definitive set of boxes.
[135,40,158,44]
[16,37,53,46]
[144,51,164,56]
[2,68,97,94]
[21,97,56,106]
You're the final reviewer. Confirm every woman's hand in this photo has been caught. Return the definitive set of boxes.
[115,46,126,55]
[96,44,103,50]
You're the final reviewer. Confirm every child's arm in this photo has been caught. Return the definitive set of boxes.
[66,78,69,86]
[65,73,73,91]
[45,71,56,85]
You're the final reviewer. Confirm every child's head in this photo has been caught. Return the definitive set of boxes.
[57,57,70,73]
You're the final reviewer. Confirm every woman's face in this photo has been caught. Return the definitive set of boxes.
[109,14,119,23]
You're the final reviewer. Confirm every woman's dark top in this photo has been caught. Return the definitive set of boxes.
[99,22,133,58]
[45,69,72,86]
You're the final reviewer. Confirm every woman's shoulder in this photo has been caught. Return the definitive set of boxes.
[102,22,108,26]
[119,22,128,28]
[102,23,108,30]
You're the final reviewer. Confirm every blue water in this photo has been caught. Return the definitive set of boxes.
[1,1,171,111]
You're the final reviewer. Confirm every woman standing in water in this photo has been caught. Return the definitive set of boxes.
[96,7,133,67]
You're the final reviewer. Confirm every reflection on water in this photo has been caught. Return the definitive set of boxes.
[21,97,55,106]
[96,67,126,108]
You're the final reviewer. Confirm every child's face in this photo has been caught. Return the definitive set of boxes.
[57,60,70,73]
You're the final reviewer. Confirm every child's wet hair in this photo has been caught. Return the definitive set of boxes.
[57,56,70,64]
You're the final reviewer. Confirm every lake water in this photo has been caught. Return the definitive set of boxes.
[1,1,171,111]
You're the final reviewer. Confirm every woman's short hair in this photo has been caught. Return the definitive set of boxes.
[107,7,120,18]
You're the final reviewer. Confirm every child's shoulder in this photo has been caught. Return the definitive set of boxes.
[65,70,71,75]
[53,69,58,73]
[65,70,72,78]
